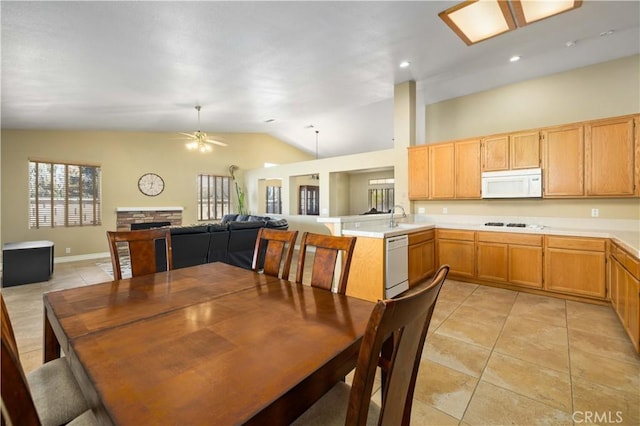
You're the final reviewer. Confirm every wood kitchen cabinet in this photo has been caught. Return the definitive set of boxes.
[482,131,540,172]
[544,236,606,299]
[542,124,585,197]
[408,229,435,286]
[455,139,481,198]
[408,145,429,200]
[585,116,637,196]
[429,143,454,199]
[436,229,475,279]
[477,232,542,289]
[428,139,480,200]
[609,242,640,352]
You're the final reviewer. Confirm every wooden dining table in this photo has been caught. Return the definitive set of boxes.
[43,262,375,425]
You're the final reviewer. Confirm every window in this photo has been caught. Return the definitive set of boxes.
[299,185,319,215]
[197,174,231,221]
[29,160,102,228]
[368,177,394,212]
[266,186,282,214]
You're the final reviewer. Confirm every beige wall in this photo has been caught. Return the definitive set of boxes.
[418,54,640,220]
[1,130,312,258]
[425,55,639,142]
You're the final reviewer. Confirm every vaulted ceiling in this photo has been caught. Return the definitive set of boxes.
[2,1,639,158]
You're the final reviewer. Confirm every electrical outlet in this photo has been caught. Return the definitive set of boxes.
[65,247,71,254]
[355,222,360,228]
[591,208,599,217]
[418,207,425,214]
[442,207,448,214]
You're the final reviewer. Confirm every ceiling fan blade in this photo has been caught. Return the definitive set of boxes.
[205,138,228,147]
[178,132,198,139]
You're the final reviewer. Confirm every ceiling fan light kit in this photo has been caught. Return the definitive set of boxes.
[184,105,227,153]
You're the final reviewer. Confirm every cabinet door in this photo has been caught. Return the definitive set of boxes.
[438,239,475,278]
[510,131,540,169]
[628,274,640,351]
[455,139,481,198]
[610,257,623,320]
[429,143,455,199]
[477,242,508,282]
[482,135,509,171]
[408,146,429,199]
[408,240,435,286]
[585,117,635,196]
[542,125,584,197]
[544,248,606,298]
[509,245,542,288]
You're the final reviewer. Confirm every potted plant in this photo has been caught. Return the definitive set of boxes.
[228,165,247,215]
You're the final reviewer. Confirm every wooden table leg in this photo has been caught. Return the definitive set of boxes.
[43,312,60,362]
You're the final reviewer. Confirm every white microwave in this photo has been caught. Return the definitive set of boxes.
[481,168,542,199]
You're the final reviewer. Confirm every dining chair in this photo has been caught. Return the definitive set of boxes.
[251,228,299,280]
[292,264,450,426]
[106,228,173,280]
[1,294,97,426]
[295,232,357,294]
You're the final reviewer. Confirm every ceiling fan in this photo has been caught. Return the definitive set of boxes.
[181,105,227,153]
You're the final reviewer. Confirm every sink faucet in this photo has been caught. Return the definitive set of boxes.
[389,205,406,228]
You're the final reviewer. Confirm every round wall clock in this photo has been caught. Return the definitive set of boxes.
[138,173,165,196]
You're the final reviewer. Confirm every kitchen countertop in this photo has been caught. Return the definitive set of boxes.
[320,214,639,258]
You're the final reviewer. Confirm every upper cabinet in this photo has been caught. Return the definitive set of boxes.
[428,139,481,200]
[408,145,429,199]
[455,139,481,198]
[585,116,637,197]
[542,124,585,197]
[482,131,540,172]
[409,113,639,201]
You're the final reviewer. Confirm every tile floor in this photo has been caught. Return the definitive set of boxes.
[2,259,639,425]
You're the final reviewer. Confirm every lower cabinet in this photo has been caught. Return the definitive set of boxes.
[436,229,475,279]
[544,236,606,299]
[610,242,640,352]
[408,229,435,286]
[477,232,542,288]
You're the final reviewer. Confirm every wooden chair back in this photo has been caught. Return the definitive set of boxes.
[1,293,41,425]
[106,229,173,280]
[295,232,356,294]
[347,264,449,425]
[251,228,299,280]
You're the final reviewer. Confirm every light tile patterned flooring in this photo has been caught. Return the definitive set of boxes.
[2,259,640,425]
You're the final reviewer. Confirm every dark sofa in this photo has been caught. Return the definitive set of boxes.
[157,215,289,271]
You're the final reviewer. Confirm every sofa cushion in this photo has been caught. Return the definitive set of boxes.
[247,215,270,222]
[208,223,229,232]
[236,214,251,222]
[169,225,210,235]
[266,218,288,229]
[221,214,238,224]
[227,220,266,230]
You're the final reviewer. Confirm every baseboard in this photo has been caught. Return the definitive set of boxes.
[54,252,111,264]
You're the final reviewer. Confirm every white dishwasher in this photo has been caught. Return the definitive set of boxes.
[385,234,409,298]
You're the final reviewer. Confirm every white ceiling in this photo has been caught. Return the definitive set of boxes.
[2,1,639,158]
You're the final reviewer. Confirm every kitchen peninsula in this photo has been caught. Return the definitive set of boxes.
[319,214,640,352]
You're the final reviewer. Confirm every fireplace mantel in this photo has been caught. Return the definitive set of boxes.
[116,206,184,212]
[115,207,183,231]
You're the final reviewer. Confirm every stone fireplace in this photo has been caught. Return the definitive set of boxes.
[115,207,183,231]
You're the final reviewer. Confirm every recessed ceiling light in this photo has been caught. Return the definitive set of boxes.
[399,61,411,68]
[565,40,576,47]
[509,55,521,62]
[264,118,275,123]
[599,29,615,37]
